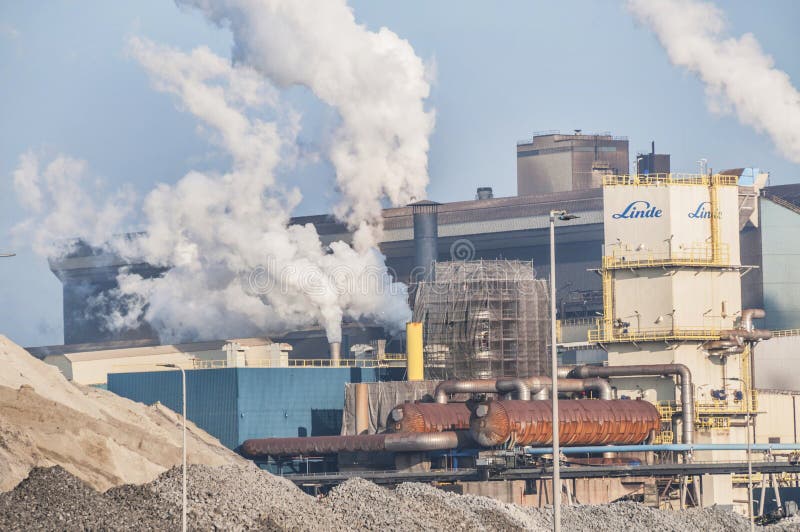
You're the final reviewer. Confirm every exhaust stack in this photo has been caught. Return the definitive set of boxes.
[410,200,440,282]
[329,341,341,367]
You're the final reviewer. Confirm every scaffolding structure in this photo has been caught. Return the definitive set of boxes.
[412,260,550,380]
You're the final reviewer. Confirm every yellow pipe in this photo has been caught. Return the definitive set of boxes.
[709,178,721,264]
[406,322,424,381]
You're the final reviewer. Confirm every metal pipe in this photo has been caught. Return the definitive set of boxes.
[556,367,572,379]
[329,342,341,367]
[433,378,612,404]
[570,364,694,445]
[523,443,800,455]
[434,376,611,403]
[384,431,462,452]
[406,322,424,381]
[495,378,532,400]
[355,383,369,435]
[524,376,612,401]
[741,309,765,331]
[241,431,462,457]
[434,379,500,403]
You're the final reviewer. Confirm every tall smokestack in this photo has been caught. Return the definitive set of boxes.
[410,200,440,282]
[329,341,341,367]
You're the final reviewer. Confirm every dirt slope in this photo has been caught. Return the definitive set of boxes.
[0,335,243,492]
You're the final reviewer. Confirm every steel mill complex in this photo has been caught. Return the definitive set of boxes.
[25,131,800,518]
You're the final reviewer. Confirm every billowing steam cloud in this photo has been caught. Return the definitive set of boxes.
[12,0,433,344]
[120,37,412,343]
[11,151,135,257]
[176,0,435,249]
[628,0,800,163]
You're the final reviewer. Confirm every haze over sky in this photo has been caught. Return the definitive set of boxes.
[1,1,799,346]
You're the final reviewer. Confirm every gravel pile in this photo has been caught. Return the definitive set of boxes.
[550,501,752,532]
[133,463,344,531]
[395,481,544,530]
[0,466,167,531]
[2,464,798,531]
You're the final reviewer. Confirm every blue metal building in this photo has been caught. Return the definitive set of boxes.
[108,367,393,449]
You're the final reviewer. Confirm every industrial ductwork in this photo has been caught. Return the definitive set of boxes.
[569,364,694,444]
[435,376,612,403]
[241,431,462,457]
[410,200,440,282]
[434,379,502,403]
[470,399,660,447]
[706,309,772,355]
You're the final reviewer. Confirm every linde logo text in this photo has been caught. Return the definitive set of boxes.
[611,200,663,219]
[688,202,721,219]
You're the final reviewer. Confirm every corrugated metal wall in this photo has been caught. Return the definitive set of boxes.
[108,367,380,449]
[108,369,240,448]
[236,368,378,441]
[761,199,800,329]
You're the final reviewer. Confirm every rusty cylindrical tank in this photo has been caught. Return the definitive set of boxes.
[470,399,660,447]
[388,402,472,433]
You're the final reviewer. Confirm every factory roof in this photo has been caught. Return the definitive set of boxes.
[291,187,604,240]
[762,184,800,215]
[26,337,275,361]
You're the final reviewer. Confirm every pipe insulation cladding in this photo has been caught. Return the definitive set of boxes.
[388,402,472,433]
[569,364,694,445]
[470,399,660,447]
[434,376,613,403]
[241,431,464,457]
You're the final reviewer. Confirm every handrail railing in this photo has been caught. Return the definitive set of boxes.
[187,358,406,370]
[602,173,738,187]
[771,329,800,337]
[602,243,731,270]
[589,327,723,343]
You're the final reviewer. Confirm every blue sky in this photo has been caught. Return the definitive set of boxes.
[1,1,799,346]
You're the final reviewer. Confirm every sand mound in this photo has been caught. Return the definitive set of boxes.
[0,335,242,492]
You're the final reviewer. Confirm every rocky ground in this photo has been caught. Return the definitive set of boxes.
[2,464,799,531]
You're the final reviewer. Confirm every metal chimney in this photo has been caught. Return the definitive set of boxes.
[409,200,440,282]
[329,341,341,367]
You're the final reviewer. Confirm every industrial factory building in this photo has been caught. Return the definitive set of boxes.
[516,131,630,195]
[27,131,800,514]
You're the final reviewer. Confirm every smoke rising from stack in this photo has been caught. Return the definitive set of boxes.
[176,0,436,249]
[11,0,434,344]
[628,0,800,163]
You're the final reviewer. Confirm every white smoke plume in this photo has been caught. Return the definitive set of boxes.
[117,37,411,343]
[176,0,436,249]
[10,150,136,257]
[12,34,415,344]
[628,0,800,163]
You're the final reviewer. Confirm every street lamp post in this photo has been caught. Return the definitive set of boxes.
[549,209,578,532]
[159,363,187,532]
